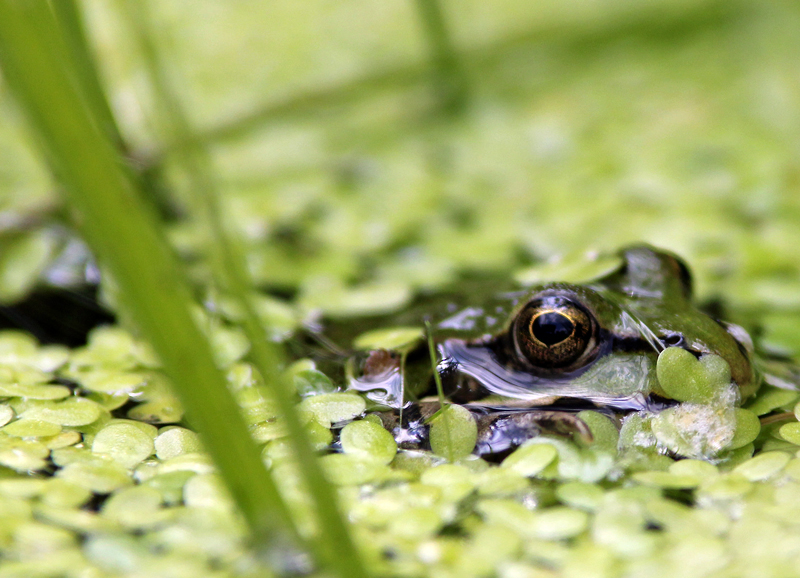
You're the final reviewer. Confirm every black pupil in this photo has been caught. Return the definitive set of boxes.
[532,312,574,346]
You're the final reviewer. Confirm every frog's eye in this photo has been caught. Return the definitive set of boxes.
[513,296,597,370]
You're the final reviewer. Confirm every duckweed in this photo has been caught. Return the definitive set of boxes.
[429,404,478,461]
[732,452,791,482]
[555,482,606,512]
[292,368,337,397]
[102,485,166,530]
[154,427,203,460]
[57,459,133,494]
[353,327,423,352]
[730,409,761,449]
[340,419,397,464]
[299,392,366,425]
[3,1,800,576]
[778,423,800,445]
[20,397,103,427]
[501,443,558,477]
[529,508,589,541]
[656,349,730,404]
[92,423,155,468]
[0,404,12,427]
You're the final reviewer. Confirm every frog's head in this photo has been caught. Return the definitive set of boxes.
[440,245,756,410]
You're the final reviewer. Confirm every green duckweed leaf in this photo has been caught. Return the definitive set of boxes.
[778,422,800,445]
[656,349,731,404]
[78,371,147,394]
[0,477,46,498]
[321,453,387,485]
[632,471,703,489]
[102,485,165,530]
[732,451,791,481]
[576,410,619,452]
[157,453,215,476]
[730,408,761,449]
[143,470,196,505]
[501,443,558,477]
[154,427,203,461]
[529,507,589,540]
[299,392,365,425]
[305,418,333,449]
[669,459,718,479]
[35,503,120,533]
[20,397,103,426]
[0,331,39,362]
[0,230,56,303]
[56,459,133,493]
[250,420,288,444]
[235,386,279,425]
[340,419,397,464]
[3,418,61,438]
[474,468,530,497]
[43,430,82,450]
[745,386,800,416]
[182,474,234,510]
[299,277,412,318]
[127,399,184,424]
[92,423,155,469]
[527,438,614,483]
[476,498,536,535]
[293,369,337,397]
[514,252,622,286]
[71,326,138,371]
[40,479,91,508]
[352,326,423,352]
[31,346,70,373]
[86,391,131,411]
[0,436,49,471]
[11,520,77,557]
[209,325,250,368]
[0,404,13,427]
[555,482,606,511]
[420,464,476,502]
[430,404,477,461]
[252,294,298,340]
[0,382,71,400]
[387,506,443,539]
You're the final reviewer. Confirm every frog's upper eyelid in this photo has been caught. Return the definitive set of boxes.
[671,256,693,298]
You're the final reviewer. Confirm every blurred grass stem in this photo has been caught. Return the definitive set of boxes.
[0,0,298,556]
[414,0,468,112]
[118,2,369,577]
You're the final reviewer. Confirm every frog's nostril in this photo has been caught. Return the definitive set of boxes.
[662,334,684,347]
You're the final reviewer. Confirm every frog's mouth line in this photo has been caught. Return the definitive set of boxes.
[440,339,662,412]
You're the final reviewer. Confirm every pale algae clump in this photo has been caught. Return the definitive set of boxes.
[619,348,761,461]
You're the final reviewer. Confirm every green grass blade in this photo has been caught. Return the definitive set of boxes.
[413,0,468,112]
[425,320,454,462]
[115,3,370,576]
[49,0,124,148]
[0,0,299,556]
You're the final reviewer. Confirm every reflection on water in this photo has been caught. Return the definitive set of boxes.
[439,339,656,411]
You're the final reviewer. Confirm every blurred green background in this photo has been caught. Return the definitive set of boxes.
[2,1,800,316]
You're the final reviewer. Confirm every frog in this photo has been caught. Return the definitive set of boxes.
[306,245,773,458]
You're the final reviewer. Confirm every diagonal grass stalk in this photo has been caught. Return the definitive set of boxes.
[413,0,468,112]
[50,0,124,149]
[425,320,455,462]
[115,2,368,576]
[0,0,300,558]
